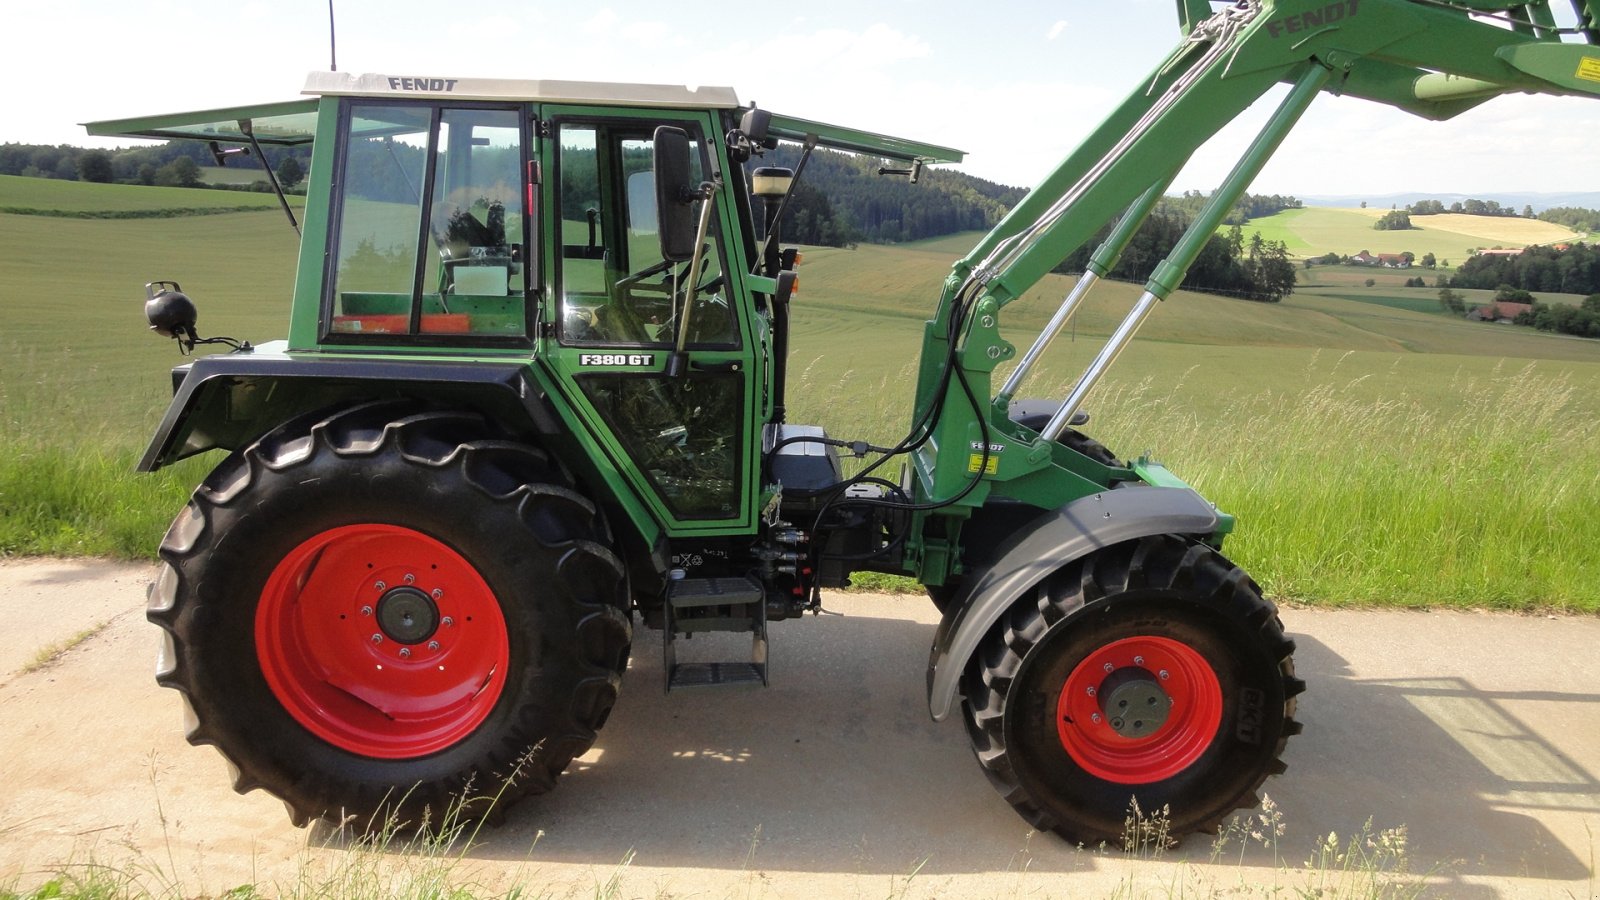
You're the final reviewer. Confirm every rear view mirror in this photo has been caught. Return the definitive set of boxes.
[653,126,697,262]
[739,107,772,146]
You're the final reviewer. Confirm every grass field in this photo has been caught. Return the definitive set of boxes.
[0,174,301,214]
[1234,206,1583,262]
[3,184,1600,610]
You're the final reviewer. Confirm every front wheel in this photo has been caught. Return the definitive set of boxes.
[962,534,1302,844]
[148,403,631,829]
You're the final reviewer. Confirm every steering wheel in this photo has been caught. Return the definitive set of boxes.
[615,258,677,293]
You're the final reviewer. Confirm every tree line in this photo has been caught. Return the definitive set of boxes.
[1402,198,1530,217]
[1162,190,1302,225]
[1054,208,1298,302]
[1537,206,1600,233]
[1450,243,1599,296]
[754,146,1025,246]
[0,140,309,191]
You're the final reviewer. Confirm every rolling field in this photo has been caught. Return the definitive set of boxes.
[3,184,1600,609]
[1236,205,1583,262]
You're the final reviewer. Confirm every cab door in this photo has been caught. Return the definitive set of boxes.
[536,107,762,535]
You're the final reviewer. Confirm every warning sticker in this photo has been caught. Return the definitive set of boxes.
[967,454,998,476]
[1579,56,1600,83]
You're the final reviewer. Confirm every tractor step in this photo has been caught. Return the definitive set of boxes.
[664,576,769,690]
[667,662,767,688]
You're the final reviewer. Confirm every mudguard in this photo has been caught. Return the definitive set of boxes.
[139,344,562,471]
[925,485,1221,721]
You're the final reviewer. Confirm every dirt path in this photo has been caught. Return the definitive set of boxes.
[2,557,1597,898]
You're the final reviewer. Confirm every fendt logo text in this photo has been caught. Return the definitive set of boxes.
[1265,0,1359,38]
[387,77,460,92]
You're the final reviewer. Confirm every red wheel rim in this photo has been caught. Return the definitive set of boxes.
[1056,635,1222,784]
[256,524,509,758]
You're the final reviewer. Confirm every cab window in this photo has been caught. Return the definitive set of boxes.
[555,122,735,349]
[326,103,529,340]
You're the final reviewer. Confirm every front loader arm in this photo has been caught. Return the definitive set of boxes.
[904,0,1600,580]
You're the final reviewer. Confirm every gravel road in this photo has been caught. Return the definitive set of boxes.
[2,557,1597,898]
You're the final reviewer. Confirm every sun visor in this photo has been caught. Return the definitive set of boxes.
[83,99,321,146]
[765,113,964,165]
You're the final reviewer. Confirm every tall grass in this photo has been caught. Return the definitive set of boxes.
[1107,358,1600,609]
[0,345,203,558]
[789,355,1600,611]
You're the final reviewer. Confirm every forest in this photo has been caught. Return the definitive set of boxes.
[1054,205,1300,303]
[1450,242,1600,296]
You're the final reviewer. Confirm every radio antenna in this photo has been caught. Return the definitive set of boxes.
[328,0,338,71]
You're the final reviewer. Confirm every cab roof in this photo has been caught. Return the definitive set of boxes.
[84,72,964,165]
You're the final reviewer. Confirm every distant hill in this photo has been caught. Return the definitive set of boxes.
[1300,191,1600,213]
[756,147,1026,246]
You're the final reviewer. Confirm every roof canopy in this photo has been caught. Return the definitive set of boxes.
[83,73,964,165]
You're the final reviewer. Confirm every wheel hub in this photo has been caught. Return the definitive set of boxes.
[376,586,440,644]
[1098,667,1171,738]
[256,523,509,758]
[1056,634,1223,784]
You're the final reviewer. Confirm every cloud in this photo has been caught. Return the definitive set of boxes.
[1047,20,1069,40]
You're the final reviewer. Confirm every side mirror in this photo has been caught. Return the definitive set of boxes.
[653,126,698,262]
[739,107,773,147]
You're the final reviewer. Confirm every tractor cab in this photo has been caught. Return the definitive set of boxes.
[89,75,962,539]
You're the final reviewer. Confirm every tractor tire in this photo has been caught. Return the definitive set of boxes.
[1056,428,1123,468]
[147,402,632,830]
[961,533,1301,845]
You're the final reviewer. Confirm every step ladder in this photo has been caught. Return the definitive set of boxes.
[663,575,768,690]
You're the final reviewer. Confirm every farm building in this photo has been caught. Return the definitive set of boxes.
[1467,301,1534,322]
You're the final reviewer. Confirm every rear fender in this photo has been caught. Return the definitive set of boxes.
[925,485,1221,721]
[143,348,672,610]
[140,350,562,471]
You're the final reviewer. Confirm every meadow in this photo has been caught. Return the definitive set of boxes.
[3,178,1599,610]
[1235,205,1585,262]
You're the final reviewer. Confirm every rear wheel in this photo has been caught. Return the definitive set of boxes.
[148,403,631,829]
[961,534,1301,844]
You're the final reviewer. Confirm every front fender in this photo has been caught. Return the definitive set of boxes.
[925,485,1221,721]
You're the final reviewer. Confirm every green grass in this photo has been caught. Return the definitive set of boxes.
[4,179,1600,609]
[0,174,302,215]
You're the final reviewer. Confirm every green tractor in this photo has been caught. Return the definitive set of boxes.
[94,0,1599,844]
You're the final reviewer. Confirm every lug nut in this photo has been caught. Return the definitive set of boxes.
[374,581,386,591]
[1159,670,1170,680]
[399,647,412,659]
[360,605,373,617]
[1133,655,1145,666]
[441,616,454,627]
[1091,713,1103,723]
[428,640,441,651]
[1086,686,1096,697]
[1103,662,1115,673]
[431,589,444,600]
[371,633,383,645]
[404,573,415,584]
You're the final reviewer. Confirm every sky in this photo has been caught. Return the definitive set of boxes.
[8,0,1599,200]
